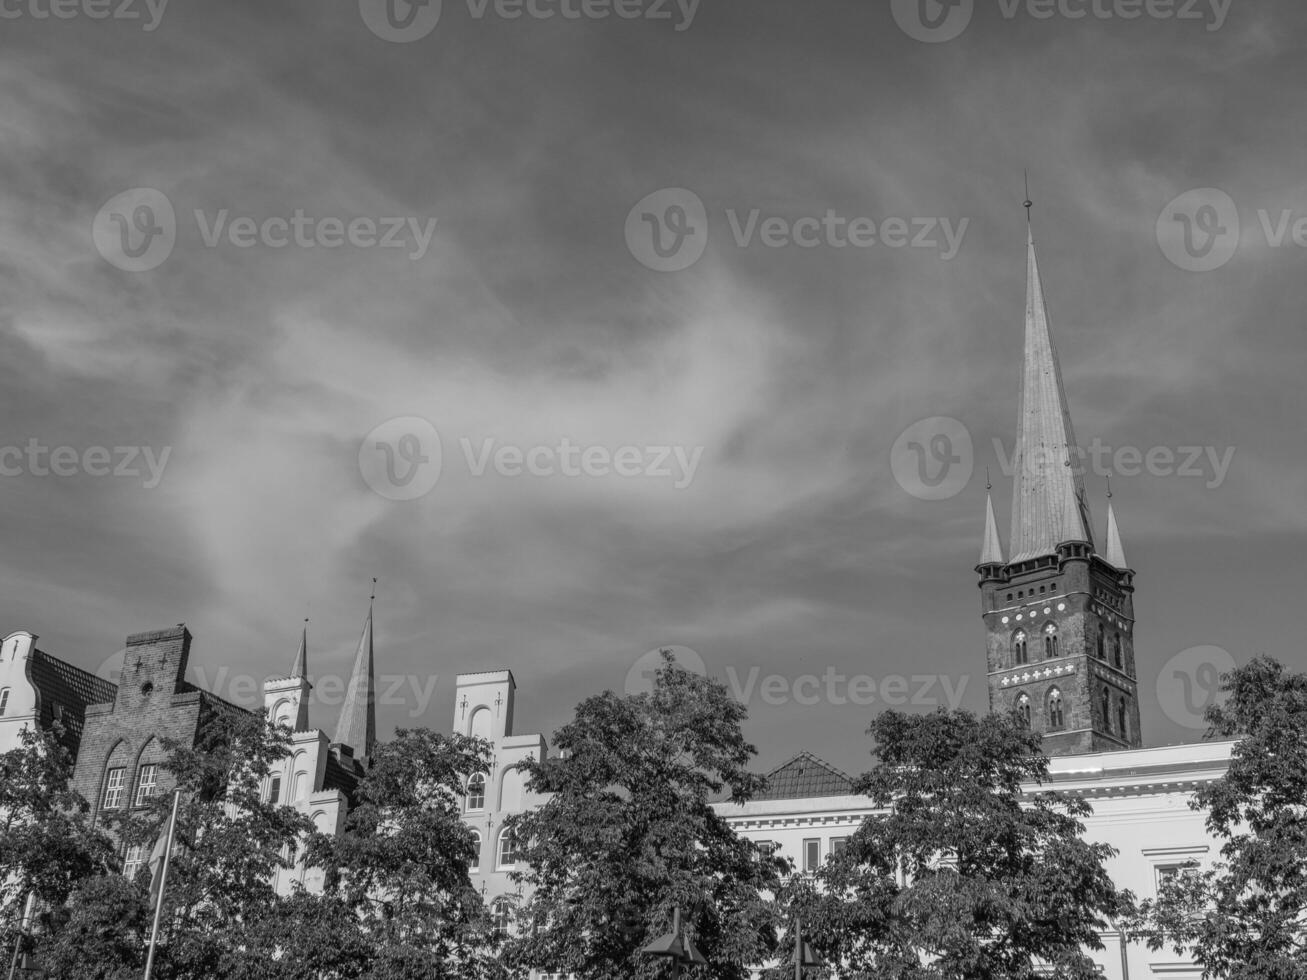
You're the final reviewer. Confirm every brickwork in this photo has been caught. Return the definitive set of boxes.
[72,625,253,827]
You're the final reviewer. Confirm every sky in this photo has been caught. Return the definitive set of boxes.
[1,0,1304,777]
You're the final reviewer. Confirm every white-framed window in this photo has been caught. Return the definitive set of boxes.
[268,774,282,804]
[803,838,820,873]
[497,828,522,868]
[466,773,486,811]
[490,897,514,937]
[134,764,158,807]
[469,829,481,873]
[0,688,9,716]
[103,768,127,810]
[757,840,777,860]
[123,844,145,880]
[831,836,850,857]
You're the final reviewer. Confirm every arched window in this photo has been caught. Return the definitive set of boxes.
[469,829,481,873]
[1117,699,1128,740]
[1043,623,1059,659]
[497,828,522,869]
[268,774,282,804]
[1100,687,1112,732]
[1015,693,1031,729]
[0,688,8,716]
[1113,635,1123,670]
[490,898,514,937]
[1013,631,1028,665]
[466,773,486,811]
[1048,689,1065,730]
[500,766,526,811]
[1096,631,1105,660]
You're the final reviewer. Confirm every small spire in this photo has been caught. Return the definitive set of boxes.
[290,619,308,679]
[1104,487,1129,570]
[1024,170,1033,224]
[980,488,1005,566]
[334,594,377,763]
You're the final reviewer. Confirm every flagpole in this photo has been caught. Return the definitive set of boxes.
[6,890,34,980]
[143,789,181,980]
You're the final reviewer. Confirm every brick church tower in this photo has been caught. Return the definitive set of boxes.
[977,211,1141,756]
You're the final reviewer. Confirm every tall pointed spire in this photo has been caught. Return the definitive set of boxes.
[979,468,1005,566]
[1104,482,1129,569]
[334,589,376,762]
[1007,215,1095,562]
[290,620,308,679]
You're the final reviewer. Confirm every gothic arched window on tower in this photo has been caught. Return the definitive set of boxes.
[1096,631,1105,660]
[1016,693,1031,729]
[1100,687,1112,732]
[1047,689,1065,730]
[1117,698,1128,740]
[1043,623,1059,659]
[1013,631,1028,665]
[1113,634,1123,670]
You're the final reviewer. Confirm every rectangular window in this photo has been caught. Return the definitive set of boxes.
[123,844,145,880]
[803,838,820,873]
[1156,864,1185,894]
[103,768,126,810]
[134,764,158,807]
[0,688,9,716]
[757,840,777,860]
[831,836,849,857]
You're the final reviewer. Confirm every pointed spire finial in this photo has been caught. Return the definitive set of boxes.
[985,465,992,491]
[1024,170,1033,222]
[290,620,308,680]
[1106,473,1113,499]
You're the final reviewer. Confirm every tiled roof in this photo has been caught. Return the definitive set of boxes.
[27,649,118,755]
[754,751,854,801]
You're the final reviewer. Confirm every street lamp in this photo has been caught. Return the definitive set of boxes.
[639,906,707,978]
[791,917,825,980]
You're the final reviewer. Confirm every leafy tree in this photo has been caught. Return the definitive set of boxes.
[309,727,493,979]
[795,709,1131,980]
[0,724,117,972]
[503,652,785,980]
[33,709,314,979]
[1132,656,1307,980]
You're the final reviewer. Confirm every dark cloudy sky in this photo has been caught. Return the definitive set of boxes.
[2,0,1303,775]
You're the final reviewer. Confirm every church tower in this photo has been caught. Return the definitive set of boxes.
[977,210,1141,756]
